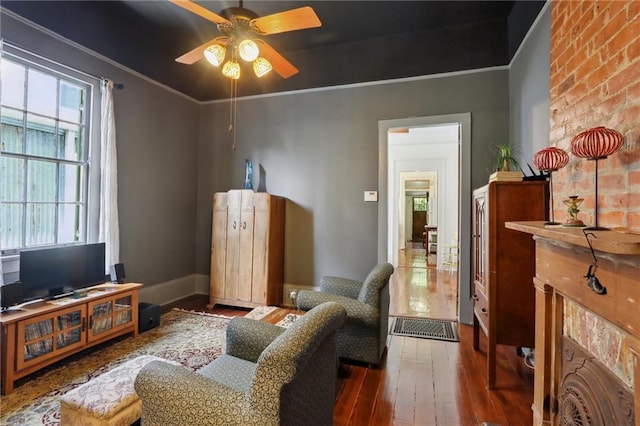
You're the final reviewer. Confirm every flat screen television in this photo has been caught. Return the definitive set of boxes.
[19,243,106,302]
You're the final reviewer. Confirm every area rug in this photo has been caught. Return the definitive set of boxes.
[390,316,459,342]
[0,309,230,426]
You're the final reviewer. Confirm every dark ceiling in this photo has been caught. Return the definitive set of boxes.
[1,1,545,102]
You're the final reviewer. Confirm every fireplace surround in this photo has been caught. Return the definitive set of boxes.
[507,221,640,425]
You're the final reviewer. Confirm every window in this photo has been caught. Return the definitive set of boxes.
[1,46,100,257]
[413,196,428,212]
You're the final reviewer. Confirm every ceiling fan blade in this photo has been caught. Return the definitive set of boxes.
[250,6,321,35]
[168,0,231,26]
[176,37,227,64]
[254,39,298,78]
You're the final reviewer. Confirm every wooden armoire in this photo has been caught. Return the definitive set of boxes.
[209,190,285,308]
[472,180,548,389]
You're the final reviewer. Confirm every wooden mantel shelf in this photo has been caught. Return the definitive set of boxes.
[506,221,640,255]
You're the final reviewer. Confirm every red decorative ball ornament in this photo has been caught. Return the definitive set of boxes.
[571,126,624,160]
[533,147,569,172]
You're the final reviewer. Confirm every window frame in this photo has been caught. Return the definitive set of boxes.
[1,43,101,275]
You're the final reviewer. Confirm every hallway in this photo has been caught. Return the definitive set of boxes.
[390,245,458,321]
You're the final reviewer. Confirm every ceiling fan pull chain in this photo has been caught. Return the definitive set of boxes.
[229,78,238,151]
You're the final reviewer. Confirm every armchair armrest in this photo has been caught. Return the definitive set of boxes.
[135,361,268,425]
[319,276,363,299]
[297,291,379,328]
[226,318,286,363]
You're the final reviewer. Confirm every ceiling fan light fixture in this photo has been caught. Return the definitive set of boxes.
[222,60,241,79]
[204,44,226,66]
[253,57,272,77]
[238,39,259,62]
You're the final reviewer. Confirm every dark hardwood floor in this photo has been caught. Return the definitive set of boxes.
[168,247,534,425]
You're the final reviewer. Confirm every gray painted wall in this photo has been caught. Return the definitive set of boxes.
[3,6,550,307]
[509,4,551,169]
[1,12,200,289]
[196,71,510,287]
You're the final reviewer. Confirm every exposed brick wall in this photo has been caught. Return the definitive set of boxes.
[550,0,640,230]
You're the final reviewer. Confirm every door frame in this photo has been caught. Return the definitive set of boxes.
[377,112,473,324]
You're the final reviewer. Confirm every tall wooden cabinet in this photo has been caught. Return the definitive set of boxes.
[209,190,285,308]
[472,181,548,389]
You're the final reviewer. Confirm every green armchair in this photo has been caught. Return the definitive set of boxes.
[134,302,347,426]
[296,262,394,366]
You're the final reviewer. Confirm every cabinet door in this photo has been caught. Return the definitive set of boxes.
[237,193,255,302]
[17,305,86,371]
[251,194,271,303]
[224,191,242,301]
[211,193,228,299]
[88,293,134,342]
[473,192,488,294]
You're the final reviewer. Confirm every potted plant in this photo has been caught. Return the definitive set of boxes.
[495,144,519,172]
[489,144,523,182]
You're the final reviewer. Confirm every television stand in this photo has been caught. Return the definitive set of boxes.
[0,282,142,395]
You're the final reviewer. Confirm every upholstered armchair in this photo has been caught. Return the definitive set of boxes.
[134,302,347,426]
[296,262,394,366]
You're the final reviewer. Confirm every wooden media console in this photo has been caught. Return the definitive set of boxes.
[0,283,141,395]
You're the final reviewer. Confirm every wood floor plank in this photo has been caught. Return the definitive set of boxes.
[349,366,384,425]
[333,364,366,425]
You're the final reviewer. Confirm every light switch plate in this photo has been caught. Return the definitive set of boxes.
[364,191,378,202]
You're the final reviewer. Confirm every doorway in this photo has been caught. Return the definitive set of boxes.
[377,113,473,325]
[410,194,427,242]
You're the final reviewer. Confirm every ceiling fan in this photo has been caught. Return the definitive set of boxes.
[169,0,322,79]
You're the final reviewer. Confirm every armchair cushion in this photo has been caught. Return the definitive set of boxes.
[134,360,259,425]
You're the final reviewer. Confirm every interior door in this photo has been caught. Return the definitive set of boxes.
[411,196,428,242]
[412,211,427,241]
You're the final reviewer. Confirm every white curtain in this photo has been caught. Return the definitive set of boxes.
[99,79,120,271]
[0,228,4,286]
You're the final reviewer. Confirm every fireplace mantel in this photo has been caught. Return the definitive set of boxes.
[506,221,640,425]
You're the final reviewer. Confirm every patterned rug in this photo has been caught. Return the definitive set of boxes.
[0,309,230,426]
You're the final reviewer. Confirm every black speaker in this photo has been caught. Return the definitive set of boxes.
[110,263,126,284]
[1,282,24,309]
[138,302,160,333]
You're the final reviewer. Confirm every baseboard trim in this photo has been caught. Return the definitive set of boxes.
[138,274,210,307]
[141,275,305,309]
